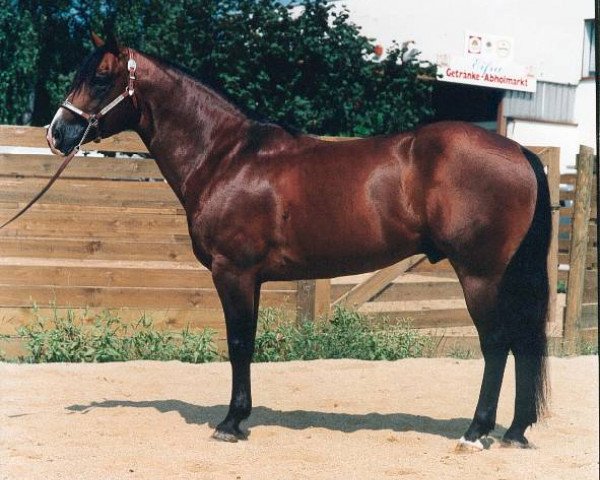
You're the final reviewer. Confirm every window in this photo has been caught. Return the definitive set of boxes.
[582,19,596,78]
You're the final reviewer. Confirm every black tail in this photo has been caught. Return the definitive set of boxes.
[498,147,551,421]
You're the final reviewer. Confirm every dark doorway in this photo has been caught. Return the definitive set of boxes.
[430,82,504,132]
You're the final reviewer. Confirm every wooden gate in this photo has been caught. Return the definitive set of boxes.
[559,146,597,351]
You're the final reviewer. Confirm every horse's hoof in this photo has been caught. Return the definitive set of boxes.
[212,429,239,442]
[501,438,533,449]
[455,436,484,453]
[212,428,248,443]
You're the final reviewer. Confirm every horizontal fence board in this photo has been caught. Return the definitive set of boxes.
[558,252,597,267]
[0,285,296,310]
[360,304,473,329]
[560,206,597,220]
[0,236,197,262]
[558,241,596,254]
[331,280,464,303]
[560,174,577,185]
[561,187,598,201]
[0,208,189,240]
[0,306,228,337]
[558,223,596,240]
[0,153,163,180]
[0,202,185,216]
[407,258,455,274]
[0,125,148,153]
[0,260,295,290]
[0,177,179,209]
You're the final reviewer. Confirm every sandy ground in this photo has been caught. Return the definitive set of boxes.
[1,357,598,480]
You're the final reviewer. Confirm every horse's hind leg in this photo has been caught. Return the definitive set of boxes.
[457,273,510,451]
[457,254,549,450]
[500,257,549,448]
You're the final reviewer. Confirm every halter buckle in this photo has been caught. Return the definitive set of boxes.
[128,58,137,80]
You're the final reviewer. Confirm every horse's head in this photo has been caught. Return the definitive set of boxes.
[47,32,139,155]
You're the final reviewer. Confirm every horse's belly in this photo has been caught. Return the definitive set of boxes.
[262,248,415,281]
[263,210,420,281]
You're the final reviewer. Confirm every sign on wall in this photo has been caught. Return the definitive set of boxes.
[437,31,536,92]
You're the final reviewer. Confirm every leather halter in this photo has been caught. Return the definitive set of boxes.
[0,49,138,230]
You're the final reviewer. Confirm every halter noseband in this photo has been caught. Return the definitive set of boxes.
[60,48,138,148]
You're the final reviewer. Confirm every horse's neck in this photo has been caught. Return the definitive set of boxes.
[133,53,248,203]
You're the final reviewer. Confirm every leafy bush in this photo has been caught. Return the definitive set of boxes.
[17,310,219,363]
[253,306,429,362]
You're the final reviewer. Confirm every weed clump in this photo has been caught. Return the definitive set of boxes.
[17,310,219,363]
[253,306,429,362]
[11,306,429,363]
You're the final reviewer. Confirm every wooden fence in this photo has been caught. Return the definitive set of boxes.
[558,146,598,351]
[0,126,297,342]
[0,126,596,354]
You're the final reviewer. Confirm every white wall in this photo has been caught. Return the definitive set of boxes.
[337,0,594,84]
[507,120,579,171]
[574,79,597,151]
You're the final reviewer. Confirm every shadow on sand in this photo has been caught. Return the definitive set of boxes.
[66,399,505,440]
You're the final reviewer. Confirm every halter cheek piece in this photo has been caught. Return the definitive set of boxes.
[60,48,138,151]
[0,49,138,230]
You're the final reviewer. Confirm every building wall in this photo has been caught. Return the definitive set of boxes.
[336,0,596,171]
[337,0,593,83]
[507,120,579,170]
[575,79,597,152]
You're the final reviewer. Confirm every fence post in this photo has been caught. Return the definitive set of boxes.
[296,279,330,322]
[540,148,560,327]
[533,147,560,327]
[563,145,595,353]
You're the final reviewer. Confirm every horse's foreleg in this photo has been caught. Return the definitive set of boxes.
[211,259,260,442]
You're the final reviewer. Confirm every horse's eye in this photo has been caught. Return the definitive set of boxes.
[91,73,111,86]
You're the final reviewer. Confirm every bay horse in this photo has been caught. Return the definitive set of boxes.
[46,34,551,449]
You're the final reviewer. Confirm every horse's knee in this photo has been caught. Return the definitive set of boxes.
[227,337,254,361]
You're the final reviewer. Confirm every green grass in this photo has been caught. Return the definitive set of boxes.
[447,346,476,360]
[569,338,599,356]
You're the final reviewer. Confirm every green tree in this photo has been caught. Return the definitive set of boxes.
[0,0,39,124]
[9,0,436,136]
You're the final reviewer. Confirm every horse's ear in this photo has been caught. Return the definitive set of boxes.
[104,31,120,55]
[90,31,105,49]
